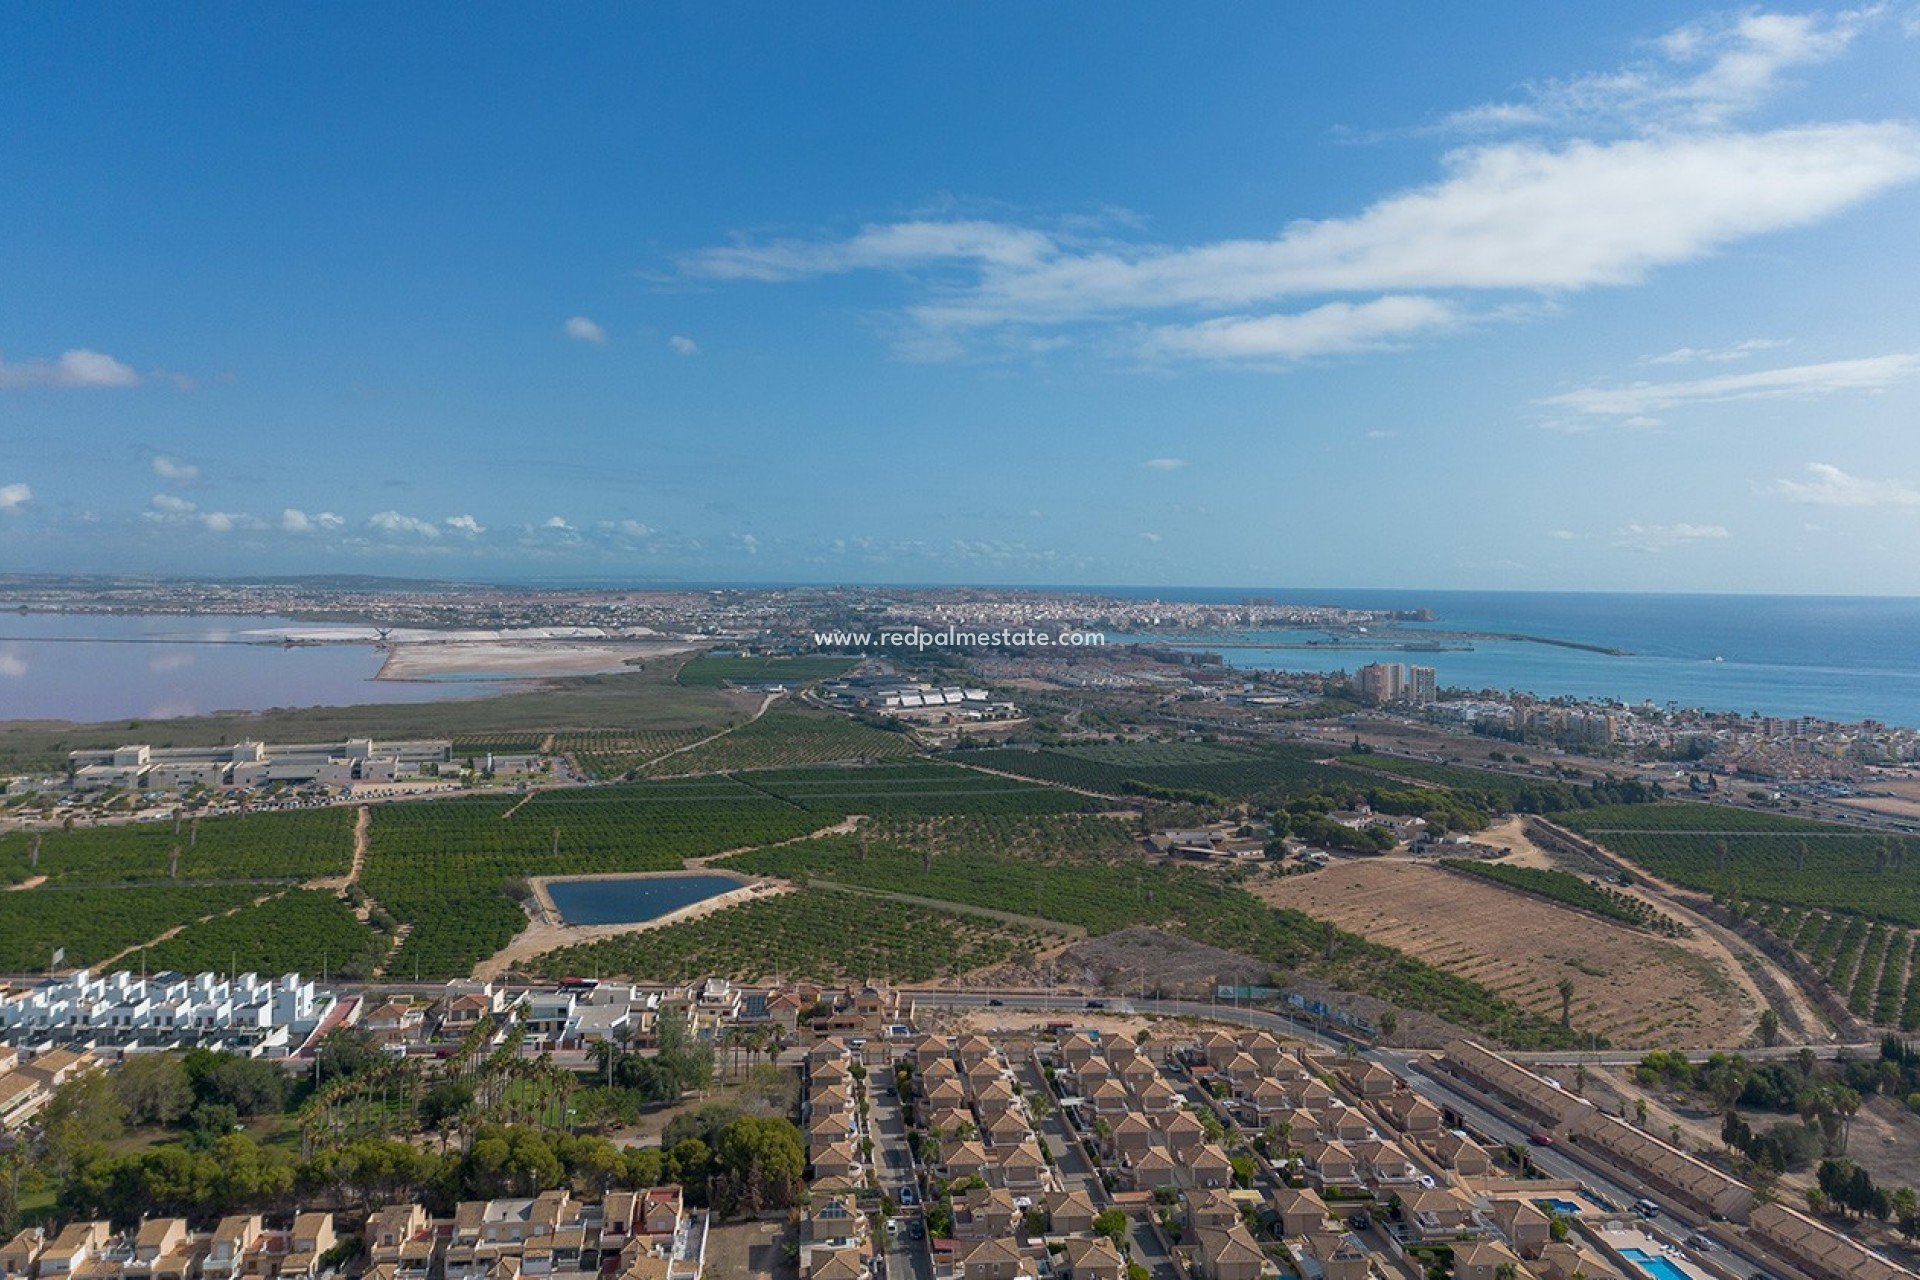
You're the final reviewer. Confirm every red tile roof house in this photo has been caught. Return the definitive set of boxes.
[1179,1143,1235,1190]
[1297,1138,1360,1189]
[1058,1236,1125,1280]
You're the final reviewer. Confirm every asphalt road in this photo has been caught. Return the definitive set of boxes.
[866,1083,932,1280]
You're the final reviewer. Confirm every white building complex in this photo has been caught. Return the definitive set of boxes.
[0,970,338,1057]
[66,738,452,790]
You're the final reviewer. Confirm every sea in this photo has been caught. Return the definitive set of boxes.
[1099,589,1920,729]
[0,591,1916,728]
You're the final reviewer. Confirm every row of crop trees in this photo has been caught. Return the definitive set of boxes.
[1737,900,1920,1030]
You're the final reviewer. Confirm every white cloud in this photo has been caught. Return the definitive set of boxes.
[602,518,654,539]
[149,493,197,514]
[150,455,199,483]
[1770,462,1920,507]
[0,651,25,678]
[0,348,139,389]
[733,532,760,555]
[667,335,699,357]
[282,508,344,533]
[1645,337,1792,365]
[1366,429,1399,440]
[1541,353,1920,417]
[685,219,1057,282]
[1612,521,1731,551]
[368,510,442,538]
[0,483,31,513]
[201,512,237,534]
[689,126,1920,340]
[1547,528,1577,540]
[543,515,573,531]
[1443,7,1881,132]
[1146,296,1459,362]
[443,514,486,536]
[1138,531,1163,544]
[1142,457,1189,471]
[564,316,607,345]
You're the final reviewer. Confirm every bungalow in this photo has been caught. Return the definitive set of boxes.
[810,1141,861,1185]
[1109,1115,1158,1161]
[1183,1187,1241,1232]
[1534,1241,1618,1280]
[912,1034,952,1069]
[1398,1187,1481,1241]
[951,1236,1029,1280]
[805,1252,866,1280]
[1191,1223,1264,1280]
[1125,1149,1178,1194]
[1425,1131,1492,1177]
[994,1143,1049,1195]
[1043,1190,1098,1238]
[1244,1078,1292,1122]
[202,1216,263,1280]
[981,1111,1031,1149]
[1453,1240,1524,1280]
[1269,1187,1329,1239]
[801,1193,869,1279]
[1058,1237,1125,1280]
[1335,1060,1398,1100]
[1180,1143,1235,1190]
[941,1140,993,1184]
[1487,1198,1552,1253]
[972,1078,1020,1120]
[1158,1110,1208,1157]
[1297,1138,1359,1189]
[1056,1033,1101,1071]
[1349,1138,1418,1188]
[953,1189,1020,1241]
[1379,1091,1444,1137]
[1296,1232,1368,1280]
[1133,1077,1181,1117]
[1084,1079,1131,1121]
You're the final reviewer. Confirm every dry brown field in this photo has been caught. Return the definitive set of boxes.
[1254,857,1760,1048]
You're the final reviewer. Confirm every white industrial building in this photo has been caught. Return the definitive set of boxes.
[0,969,337,1056]
[67,738,452,791]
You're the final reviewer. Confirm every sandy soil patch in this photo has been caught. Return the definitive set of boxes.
[377,639,700,680]
[1254,858,1759,1048]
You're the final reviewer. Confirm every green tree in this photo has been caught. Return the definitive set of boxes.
[114,1054,194,1127]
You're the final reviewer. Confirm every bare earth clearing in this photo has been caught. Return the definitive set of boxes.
[377,638,702,680]
[1254,856,1759,1048]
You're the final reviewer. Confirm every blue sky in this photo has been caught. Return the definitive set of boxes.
[3,3,1919,592]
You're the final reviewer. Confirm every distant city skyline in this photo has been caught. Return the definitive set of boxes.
[3,4,1919,592]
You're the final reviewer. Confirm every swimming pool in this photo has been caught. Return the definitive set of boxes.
[1532,1197,1581,1215]
[1621,1247,1692,1280]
